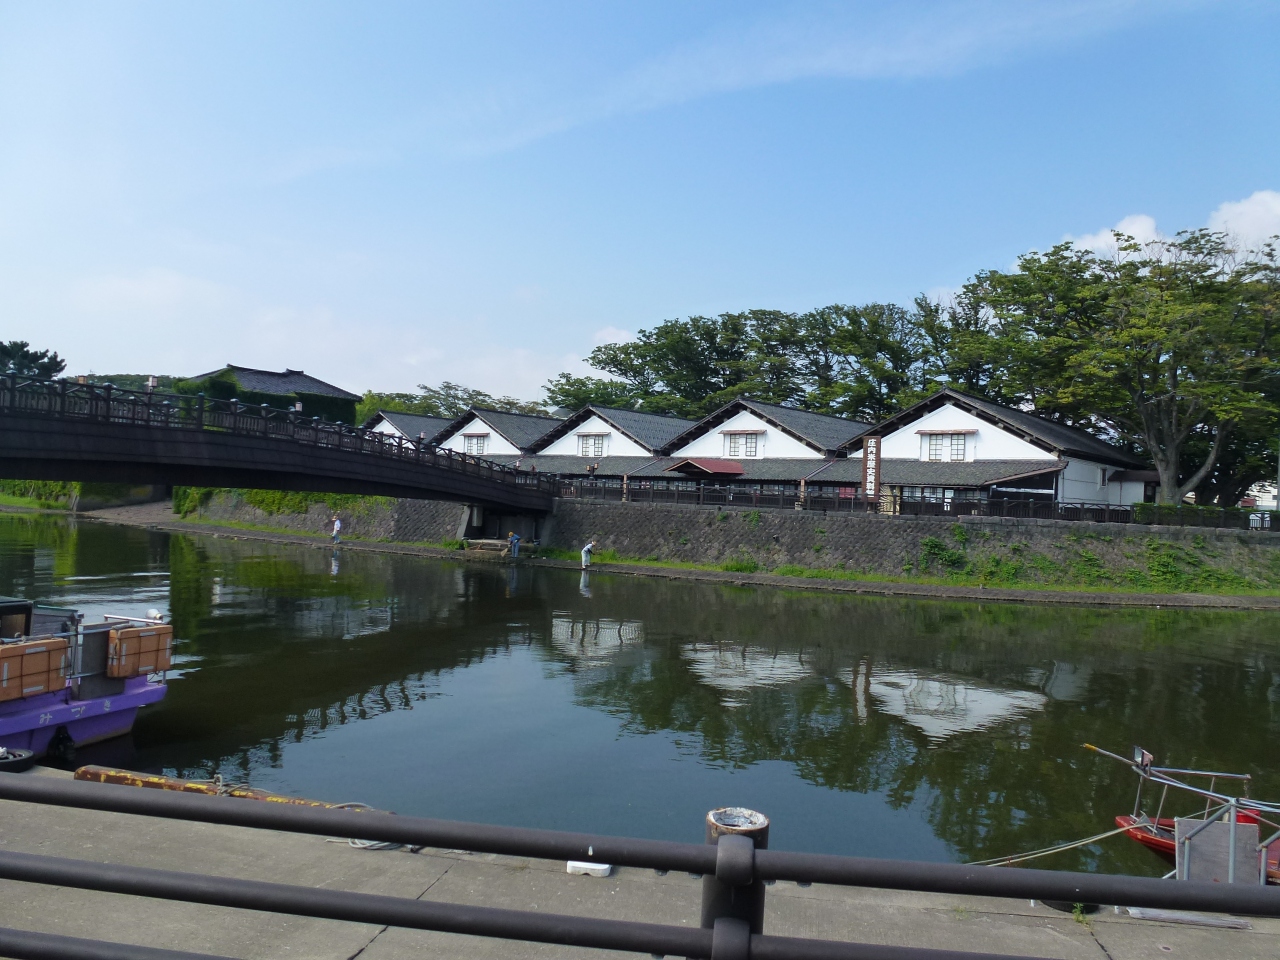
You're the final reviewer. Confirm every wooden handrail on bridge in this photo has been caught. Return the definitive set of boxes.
[0,374,557,496]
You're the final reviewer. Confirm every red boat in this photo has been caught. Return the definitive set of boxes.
[1115,813,1280,883]
[1087,744,1280,885]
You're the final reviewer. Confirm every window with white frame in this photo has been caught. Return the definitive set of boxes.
[578,434,606,457]
[463,435,487,456]
[726,433,759,457]
[925,433,967,462]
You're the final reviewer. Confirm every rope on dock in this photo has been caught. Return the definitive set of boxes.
[967,823,1141,867]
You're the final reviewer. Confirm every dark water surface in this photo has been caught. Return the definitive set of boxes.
[3,513,1279,875]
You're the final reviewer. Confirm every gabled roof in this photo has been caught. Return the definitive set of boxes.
[844,388,1146,468]
[193,365,359,400]
[363,409,453,439]
[528,405,697,454]
[427,407,562,452]
[663,398,874,456]
[666,459,745,476]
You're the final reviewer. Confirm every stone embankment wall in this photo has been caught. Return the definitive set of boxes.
[191,492,467,543]
[545,500,1280,590]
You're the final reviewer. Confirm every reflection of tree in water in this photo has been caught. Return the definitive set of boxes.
[557,578,1280,874]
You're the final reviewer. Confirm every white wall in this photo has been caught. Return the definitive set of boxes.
[538,414,650,457]
[436,415,521,456]
[371,419,403,438]
[671,410,822,459]
[879,404,1050,461]
[1060,457,1135,504]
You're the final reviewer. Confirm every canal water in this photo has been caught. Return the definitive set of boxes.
[3,513,1279,876]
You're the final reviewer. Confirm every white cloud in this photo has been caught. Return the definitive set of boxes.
[70,268,228,315]
[438,1,1184,156]
[1065,214,1160,254]
[1207,190,1280,251]
[590,326,633,346]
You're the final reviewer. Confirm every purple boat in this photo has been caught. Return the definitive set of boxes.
[0,597,167,763]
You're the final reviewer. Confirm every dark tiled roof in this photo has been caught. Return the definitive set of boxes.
[848,388,1145,467]
[529,406,697,454]
[194,365,359,400]
[632,457,830,482]
[487,455,665,477]
[809,458,1063,487]
[365,410,452,438]
[663,399,873,455]
[429,407,562,451]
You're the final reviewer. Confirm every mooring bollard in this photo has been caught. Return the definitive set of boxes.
[700,806,769,958]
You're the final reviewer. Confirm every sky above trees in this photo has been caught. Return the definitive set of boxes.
[1,1,1278,398]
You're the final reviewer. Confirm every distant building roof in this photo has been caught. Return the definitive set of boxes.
[428,407,562,452]
[846,388,1145,468]
[193,365,359,401]
[363,409,453,439]
[664,398,874,456]
[529,405,698,454]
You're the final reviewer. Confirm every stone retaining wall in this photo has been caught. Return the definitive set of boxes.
[192,493,467,544]
[544,499,1280,588]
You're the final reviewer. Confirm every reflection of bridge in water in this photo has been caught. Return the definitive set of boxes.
[0,375,553,511]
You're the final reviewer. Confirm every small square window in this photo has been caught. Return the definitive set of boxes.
[464,435,487,456]
[927,435,944,461]
[579,435,605,457]
[950,434,966,461]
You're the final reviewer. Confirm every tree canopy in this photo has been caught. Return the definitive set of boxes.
[356,381,547,425]
[1,341,65,379]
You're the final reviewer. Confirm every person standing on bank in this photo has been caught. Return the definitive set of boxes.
[331,515,342,545]
[581,539,596,569]
[508,530,521,559]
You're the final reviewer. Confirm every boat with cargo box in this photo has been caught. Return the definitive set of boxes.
[0,596,168,766]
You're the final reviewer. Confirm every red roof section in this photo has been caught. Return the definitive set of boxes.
[665,458,745,475]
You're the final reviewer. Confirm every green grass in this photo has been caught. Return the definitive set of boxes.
[0,493,69,511]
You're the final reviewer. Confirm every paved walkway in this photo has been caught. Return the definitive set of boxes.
[66,501,1280,611]
[0,769,1274,959]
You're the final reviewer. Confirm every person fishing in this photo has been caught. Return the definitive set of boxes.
[580,539,596,569]
[508,530,521,559]
[330,515,342,545]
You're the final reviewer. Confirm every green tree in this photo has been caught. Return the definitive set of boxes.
[542,374,639,411]
[1,341,65,378]
[357,382,548,424]
[970,231,1280,503]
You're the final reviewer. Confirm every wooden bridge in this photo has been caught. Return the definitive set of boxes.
[0,376,555,513]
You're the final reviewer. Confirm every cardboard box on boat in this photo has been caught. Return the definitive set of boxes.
[107,625,173,678]
[0,637,70,701]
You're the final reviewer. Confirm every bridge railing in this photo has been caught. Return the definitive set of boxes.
[0,375,556,496]
[0,773,1277,960]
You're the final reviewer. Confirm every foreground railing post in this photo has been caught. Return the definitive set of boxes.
[700,806,768,957]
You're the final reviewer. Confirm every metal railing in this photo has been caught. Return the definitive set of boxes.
[555,480,1280,530]
[0,375,557,497]
[0,773,1277,960]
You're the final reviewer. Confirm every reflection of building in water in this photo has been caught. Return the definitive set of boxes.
[842,666,1046,742]
[551,614,643,664]
[681,644,813,707]
[1025,661,1092,702]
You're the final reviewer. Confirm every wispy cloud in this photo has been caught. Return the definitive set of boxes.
[431,1,1187,156]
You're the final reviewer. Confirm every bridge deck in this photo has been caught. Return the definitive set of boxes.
[0,377,554,512]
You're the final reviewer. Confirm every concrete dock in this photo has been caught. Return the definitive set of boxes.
[0,769,1274,960]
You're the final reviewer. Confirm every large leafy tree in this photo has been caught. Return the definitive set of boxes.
[1,341,65,379]
[970,231,1279,503]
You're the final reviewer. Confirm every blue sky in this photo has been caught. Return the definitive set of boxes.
[2,1,1278,400]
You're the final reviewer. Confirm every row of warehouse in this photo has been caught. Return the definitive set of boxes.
[366,389,1160,506]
